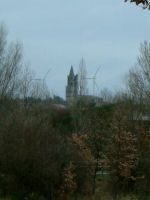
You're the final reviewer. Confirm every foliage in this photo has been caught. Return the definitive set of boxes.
[70,134,95,196]
[134,124,150,196]
[104,109,139,198]
[125,0,150,9]
[0,105,94,199]
[52,95,66,105]
[58,162,77,200]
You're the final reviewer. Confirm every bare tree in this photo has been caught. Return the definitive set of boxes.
[31,79,50,99]
[126,41,150,105]
[125,41,150,120]
[19,65,35,99]
[18,66,51,111]
[0,23,50,103]
[0,24,22,99]
[19,66,50,99]
[0,23,7,62]
[78,58,88,96]
[100,88,113,103]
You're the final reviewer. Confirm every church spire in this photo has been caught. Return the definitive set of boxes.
[69,66,74,77]
[66,66,78,105]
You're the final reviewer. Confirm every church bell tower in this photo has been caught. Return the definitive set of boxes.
[66,66,78,105]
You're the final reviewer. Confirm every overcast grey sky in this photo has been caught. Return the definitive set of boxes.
[0,0,150,98]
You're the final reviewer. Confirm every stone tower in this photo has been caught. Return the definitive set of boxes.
[66,66,78,105]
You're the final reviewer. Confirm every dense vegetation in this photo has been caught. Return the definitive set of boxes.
[0,24,149,200]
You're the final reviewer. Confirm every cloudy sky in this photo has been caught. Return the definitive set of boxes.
[0,0,150,98]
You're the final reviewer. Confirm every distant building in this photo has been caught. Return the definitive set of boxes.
[66,66,78,105]
[66,65,103,106]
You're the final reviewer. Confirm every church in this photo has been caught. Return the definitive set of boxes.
[66,66,78,105]
[66,65,103,106]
